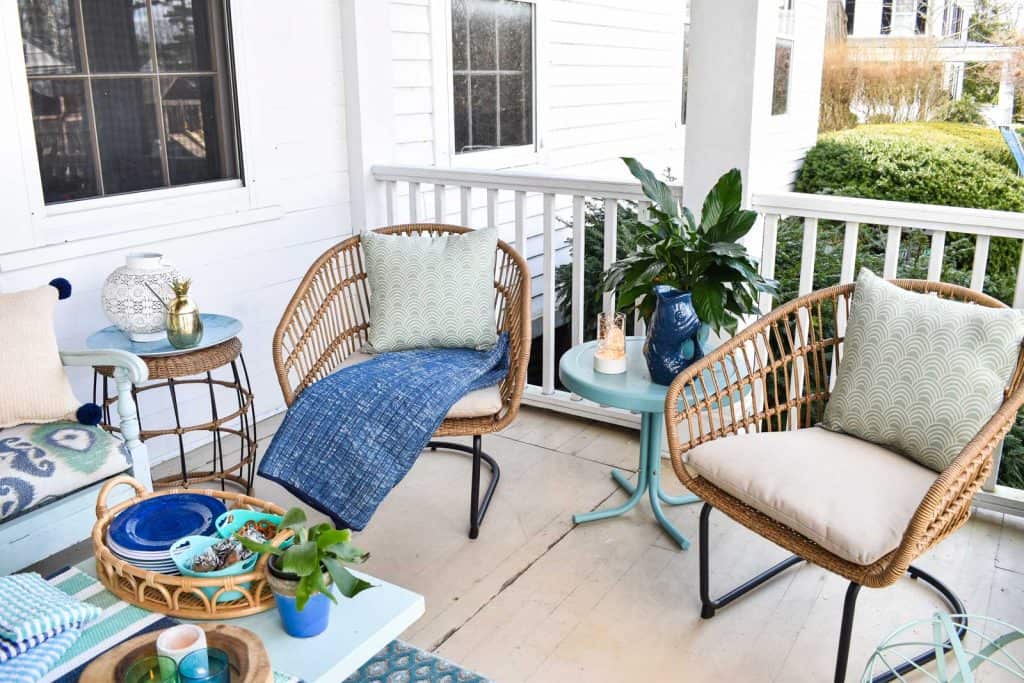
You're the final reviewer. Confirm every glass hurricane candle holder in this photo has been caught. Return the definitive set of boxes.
[123,655,176,683]
[594,312,627,374]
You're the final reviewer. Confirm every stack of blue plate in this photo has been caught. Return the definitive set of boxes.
[107,494,228,574]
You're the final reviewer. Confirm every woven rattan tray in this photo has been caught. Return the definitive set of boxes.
[92,476,287,619]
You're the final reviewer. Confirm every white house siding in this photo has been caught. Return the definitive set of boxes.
[0,2,353,463]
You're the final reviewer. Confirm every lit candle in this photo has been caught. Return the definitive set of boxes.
[594,312,627,374]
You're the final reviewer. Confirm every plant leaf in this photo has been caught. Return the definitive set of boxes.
[316,529,352,549]
[622,157,678,218]
[281,540,319,577]
[324,541,370,564]
[705,209,758,243]
[280,507,307,531]
[692,280,727,333]
[700,168,743,228]
[307,561,337,605]
[235,533,284,556]
[295,573,314,611]
[707,242,746,258]
[323,557,374,599]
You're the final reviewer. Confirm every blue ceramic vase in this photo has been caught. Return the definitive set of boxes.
[643,285,708,385]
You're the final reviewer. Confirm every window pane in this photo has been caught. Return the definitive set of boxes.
[453,74,470,153]
[92,78,163,193]
[499,74,530,147]
[452,0,468,71]
[470,74,497,150]
[81,0,152,72]
[28,79,97,202]
[154,0,215,72]
[162,76,233,184]
[468,0,496,70]
[18,0,82,76]
[772,40,792,116]
[497,1,530,71]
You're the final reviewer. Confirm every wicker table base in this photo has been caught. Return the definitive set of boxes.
[96,337,257,493]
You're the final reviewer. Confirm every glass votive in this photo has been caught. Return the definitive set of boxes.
[594,311,627,374]
[123,655,176,683]
[178,648,230,683]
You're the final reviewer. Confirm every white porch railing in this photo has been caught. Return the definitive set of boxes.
[371,164,682,424]
[371,165,1024,514]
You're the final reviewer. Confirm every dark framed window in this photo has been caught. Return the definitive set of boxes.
[916,0,929,33]
[881,0,893,34]
[846,0,856,34]
[771,39,793,116]
[18,0,240,204]
[451,0,534,155]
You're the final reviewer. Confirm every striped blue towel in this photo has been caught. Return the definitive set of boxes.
[0,574,101,643]
[0,630,79,683]
[0,624,85,663]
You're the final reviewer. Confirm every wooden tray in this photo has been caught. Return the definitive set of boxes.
[92,475,289,619]
[79,624,272,683]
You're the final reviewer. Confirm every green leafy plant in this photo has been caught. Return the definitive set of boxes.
[238,507,372,610]
[600,158,778,335]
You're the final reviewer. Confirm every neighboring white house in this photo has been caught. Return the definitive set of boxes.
[846,0,1021,123]
[0,0,827,465]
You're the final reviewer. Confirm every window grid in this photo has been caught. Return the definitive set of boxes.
[24,0,235,199]
[452,0,533,154]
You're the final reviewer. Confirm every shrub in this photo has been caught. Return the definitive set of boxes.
[795,123,1024,212]
[937,95,986,125]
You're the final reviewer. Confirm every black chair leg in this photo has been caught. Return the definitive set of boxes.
[427,437,501,540]
[699,504,968,683]
[699,503,803,619]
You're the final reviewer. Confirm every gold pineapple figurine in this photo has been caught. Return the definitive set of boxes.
[166,279,204,349]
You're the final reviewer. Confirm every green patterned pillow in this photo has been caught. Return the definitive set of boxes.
[362,228,498,352]
[821,269,1024,472]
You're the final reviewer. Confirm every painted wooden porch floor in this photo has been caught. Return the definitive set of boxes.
[38,407,1024,682]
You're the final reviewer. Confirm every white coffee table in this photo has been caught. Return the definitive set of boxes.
[78,561,424,682]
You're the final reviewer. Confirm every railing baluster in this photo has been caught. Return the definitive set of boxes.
[542,193,557,394]
[603,198,618,317]
[970,234,990,291]
[927,230,946,281]
[798,217,818,296]
[514,191,527,256]
[571,195,585,347]
[434,183,446,223]
[759,213,780,312]
[487,188,499,231]
[408,182,420,223]
[460,186,471,226]
[883,226,902,278]
[385,181,396,225]
[1014,245,1024,308]
[637,200,651,225]
[840,221,859,283]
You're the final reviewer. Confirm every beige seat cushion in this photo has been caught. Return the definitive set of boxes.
[685,427,938,566]
[340,351,503,419]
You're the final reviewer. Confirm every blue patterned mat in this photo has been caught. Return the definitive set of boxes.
[344,640,490,683]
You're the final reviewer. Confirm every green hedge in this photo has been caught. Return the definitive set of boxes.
[788,122,1024,488]
[795,123,1024,212]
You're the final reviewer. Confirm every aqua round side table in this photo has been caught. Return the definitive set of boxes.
[560,337,739,550]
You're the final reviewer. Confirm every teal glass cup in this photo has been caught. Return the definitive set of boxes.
[177,648,230,683]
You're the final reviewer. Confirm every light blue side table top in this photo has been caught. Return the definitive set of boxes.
[559,337,742,415]
[86,314,243,358]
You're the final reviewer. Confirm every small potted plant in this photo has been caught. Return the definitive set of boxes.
[238,507,372,638]
[602,158,778,384]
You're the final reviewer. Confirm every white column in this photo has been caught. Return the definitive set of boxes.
[683,0,827,211]
[996,60,1016,126]
[852,0,884,36]
[341,1,395,231]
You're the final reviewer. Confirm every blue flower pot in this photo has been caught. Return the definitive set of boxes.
[273,591,332,638]
[643,285,708,385]
[268,555,332,638]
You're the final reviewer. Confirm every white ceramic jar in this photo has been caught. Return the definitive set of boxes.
[101,252,182,342]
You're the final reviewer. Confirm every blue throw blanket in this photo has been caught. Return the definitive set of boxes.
[258,334,509,530]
